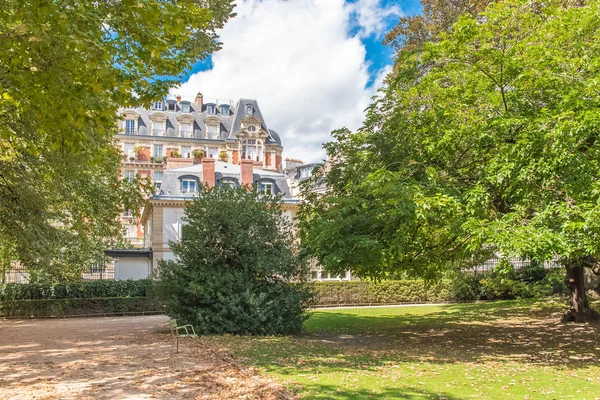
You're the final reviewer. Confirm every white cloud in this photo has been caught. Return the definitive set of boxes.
[175,0,398,163]
[348,0,402,39]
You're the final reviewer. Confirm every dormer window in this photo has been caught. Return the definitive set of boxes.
[207,103,216,114]
[206,124,219,139]
[152,120,166,136]
[242,139,262,162]
[181,179,198,193]
[181,103,190,113]
[125,119,136,135]
[257,182,273,195]
[220,105,230,116]
[167,101,176,111]
[246,104,254,116]
[219,177,239,188]
[151,101,164,111]
[248,125,256,133]
[180,122,193,138]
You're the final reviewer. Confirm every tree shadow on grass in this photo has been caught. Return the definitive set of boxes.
[214,299,600,377]
[296,382,460,400]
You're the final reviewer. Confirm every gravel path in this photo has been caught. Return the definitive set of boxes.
[0,316,287,399]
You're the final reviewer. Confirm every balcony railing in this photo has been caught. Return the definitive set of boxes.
[153,129,166,136]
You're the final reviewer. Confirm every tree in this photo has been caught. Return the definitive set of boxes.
[155,186,312,335]
[300,0,600,322]
[0,0,234,280]
[384,0,494,53]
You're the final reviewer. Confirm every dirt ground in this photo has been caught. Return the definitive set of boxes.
[0,315,288,400]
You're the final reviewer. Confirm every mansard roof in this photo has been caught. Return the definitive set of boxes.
[154,161,293,199]
[119,97,282,146]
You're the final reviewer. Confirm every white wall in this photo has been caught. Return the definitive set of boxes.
[163,207,185,245]
[115,258,151,280]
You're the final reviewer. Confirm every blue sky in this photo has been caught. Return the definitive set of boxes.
[176,0,423,162]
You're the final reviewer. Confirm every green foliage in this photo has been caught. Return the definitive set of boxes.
[0,279,154,301]
[154,186,312,335]
[300,0,600,284]
[311,280,453,305]
[0,297,161,318]
[479,276,529,300]
[0,0,235,280]
[447,273,483,301]
[310,269,567,305]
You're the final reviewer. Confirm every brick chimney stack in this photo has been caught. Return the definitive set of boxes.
[202,158,215,188]
[176,94,181,103]
[240,158,254,189]
[195,92,204,111]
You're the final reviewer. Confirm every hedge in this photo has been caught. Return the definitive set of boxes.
[0,279,153,301]
[310,280,455,306]
[0,297,162,318]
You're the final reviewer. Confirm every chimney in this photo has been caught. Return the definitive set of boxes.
[195,92,204,111]
[202,157,215,188]
[240,158,254,189]
[176,94,181,103]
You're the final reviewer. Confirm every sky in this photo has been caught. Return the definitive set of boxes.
[174,0,422,163]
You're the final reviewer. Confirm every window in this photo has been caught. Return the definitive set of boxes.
[300,166,314,178]
[242,139,262,161]
[124,143,134,159]
[220,105,230,116]
[246,104,253,115]
[257,182,273,194]
[180,123,193,138]
[181,103,190,113]
[153,171,163,191]
[311,271,318,280]
[123,209,133,217]
[153,144,164,158]
[152,121,165,136]
[220,178,238,188]
[207,104,216,114]
[151,101,163,111]
[206,124,219,139]
[181,179,198,193]
[125,119,136,135]
[181,146,191,158]
[248,125,256,133]
[123,170,136,182]
[167,102,176,111]
[207,147,219,159]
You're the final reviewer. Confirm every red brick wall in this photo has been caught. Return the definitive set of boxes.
[202,158,215,188]
[232,150,239,164]
[265,152,271,167]
[241,159,254,189]
[276,155,282,172]
[138,146,150,161]
[166,158,193,169]
[138,170,151,178]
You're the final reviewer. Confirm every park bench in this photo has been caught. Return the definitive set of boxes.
[168,318,198,354]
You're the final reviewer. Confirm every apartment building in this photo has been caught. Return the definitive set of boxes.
[115,93,284,246]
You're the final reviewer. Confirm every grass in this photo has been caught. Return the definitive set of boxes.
[205,299,600,399]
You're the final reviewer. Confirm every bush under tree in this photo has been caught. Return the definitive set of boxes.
[155,186,312,335]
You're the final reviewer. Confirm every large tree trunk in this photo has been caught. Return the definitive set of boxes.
[562,262,599,323]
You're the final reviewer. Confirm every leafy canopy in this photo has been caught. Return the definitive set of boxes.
[300,0,600,280]
[155,186,312,335]
[0,0,234,281]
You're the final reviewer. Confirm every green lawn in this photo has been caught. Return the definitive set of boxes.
[205,299,600,399]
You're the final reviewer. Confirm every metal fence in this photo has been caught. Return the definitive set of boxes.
[467,256,562,275]
[2,264,115,284]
